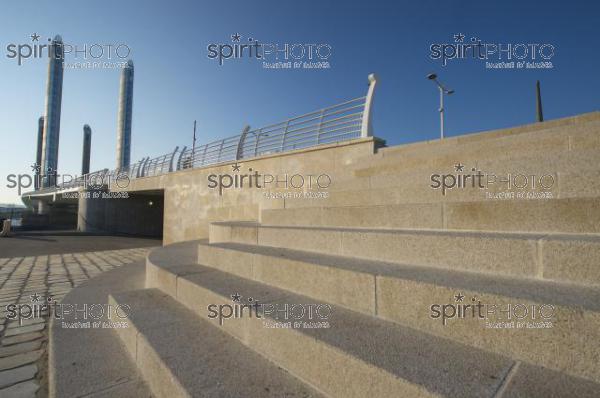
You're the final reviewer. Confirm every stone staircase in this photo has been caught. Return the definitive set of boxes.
[111,112,600,397]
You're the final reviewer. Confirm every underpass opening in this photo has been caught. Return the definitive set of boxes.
[77,189,164,239]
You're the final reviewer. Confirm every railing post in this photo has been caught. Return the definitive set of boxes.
[201,144,208,166]
[101,169,109,188]
[169,146,179,172]
[139,157,149,177]
[176,147,187,170]
[254,129,262,157]
[316,109,325,144]
[236,125,251,160]
[143,158,151,177]
[217,139,225,162]
[281,120,290,151]
[361,73,378,138]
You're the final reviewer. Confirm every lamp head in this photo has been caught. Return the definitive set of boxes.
[427,73,437,80]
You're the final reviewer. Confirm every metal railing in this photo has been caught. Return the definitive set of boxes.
[28,74,378,194]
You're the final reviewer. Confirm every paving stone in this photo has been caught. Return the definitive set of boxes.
[0,248,151,392]
[0,379,39,398]
[0,290,20,295]
[0,351,43,371]
[1,332,43,346]
[0,364,37,388]
[4,324,45,337]
[0,341,42,358]
[6,318,46,329]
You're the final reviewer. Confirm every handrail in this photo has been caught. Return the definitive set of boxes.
[26,74,378,194]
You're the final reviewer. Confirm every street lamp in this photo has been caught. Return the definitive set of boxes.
[427,73,454,139]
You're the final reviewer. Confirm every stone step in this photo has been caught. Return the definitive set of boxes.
[196,241,600,383]
[347,112,600,169]
[312,122,600,205]
[282,185,538,209]
[281,166,600,211]
[145,244,600,397]
[212,119,600,207]
[109,288,323,398]
[296,147,600,207]
[209,222,600,286]
[336,133,595,192]
[48,260,153,398]
[352,144,600,183]
[193,128,600,217]
[355,118,600,169]
[261,198,600,233]
[276,137,600,199]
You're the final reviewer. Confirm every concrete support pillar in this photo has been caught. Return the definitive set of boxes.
[82,125,92,175]
[0,220,11,237]
[35,116,44,190]
[37,200,49,215]
[77,190,107,232]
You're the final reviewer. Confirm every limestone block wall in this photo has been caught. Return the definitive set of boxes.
[118,138,379,244]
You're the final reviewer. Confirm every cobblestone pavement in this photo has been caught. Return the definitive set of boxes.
[0,247,154,397]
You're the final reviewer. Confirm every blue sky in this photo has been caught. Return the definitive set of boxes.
[1,0,599,203]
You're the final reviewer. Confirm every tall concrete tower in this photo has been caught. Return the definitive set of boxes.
[35,116,44,190]
[82,125,92,175]
[116,59,134,169]
[41,35,64,187]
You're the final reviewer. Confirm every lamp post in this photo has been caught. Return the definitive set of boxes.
[427,73,454,139]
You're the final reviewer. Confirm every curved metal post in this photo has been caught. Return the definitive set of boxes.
[169,146,179,172]
[217,139,225,162]
[281,120,290,151]
[236,125,251,160]
[361,73,378,138]
[316,109,325,144]
[142,158,150,177]
[176,147,187,170]
[138,157,149,177]
[200,144,208,166]
[254,129,262,157]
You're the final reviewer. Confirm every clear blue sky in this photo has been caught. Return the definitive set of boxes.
[1,0,599,204]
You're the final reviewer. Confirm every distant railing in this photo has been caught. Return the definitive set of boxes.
[28,74,378,193]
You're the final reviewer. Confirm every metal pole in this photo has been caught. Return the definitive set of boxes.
[192,120,197,164]
[536,81,543,122]
[427,73,452,140]
[439,87,444,139]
